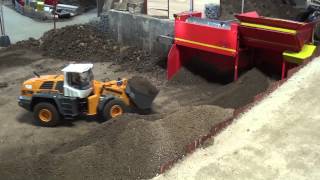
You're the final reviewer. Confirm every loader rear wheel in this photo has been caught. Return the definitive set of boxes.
[102,99,126,121]
[34,102,60,127]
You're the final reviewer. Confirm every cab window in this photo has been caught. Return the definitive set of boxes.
[67,70,93,90]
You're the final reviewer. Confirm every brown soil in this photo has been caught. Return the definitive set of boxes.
[166,67,272,109]
[220,0,302,20]
[0,106,233,180]
[128,76,159,96]
[0,23,273,179]
[8,25,165,84]
[40,25,116,61]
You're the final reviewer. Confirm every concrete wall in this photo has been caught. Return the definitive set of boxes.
[107,10,174,57]
[148,0,220,18]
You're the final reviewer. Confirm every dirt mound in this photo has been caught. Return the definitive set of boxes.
[38,25,163,75]
[128,76,159,96]
[127,76,160,109]
[7,38,40,51]
[166,67,272,109]
[40,25,118,61]
[211,68,272,108]
[168,67,209,86]
[112,46,165,75]
[221,0,302,20]
[0,105,233,179]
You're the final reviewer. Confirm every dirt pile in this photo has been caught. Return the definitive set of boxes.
[113,46,164,74]
[6,24,164,77]
[166,67,272,109]
[168,67,209,86]
[128,76,159,96]
[210,68,272,108]
[220,0,302,20]
[40,25,118,61]
[38,25,163,75]
[8,38,40,51]
[0,105,233,179]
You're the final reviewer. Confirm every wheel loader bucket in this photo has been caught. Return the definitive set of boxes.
[125,76,159,110]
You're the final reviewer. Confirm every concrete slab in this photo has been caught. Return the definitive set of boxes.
[154,57,320,179]
[2,6,97,43]
[148,0,219,18]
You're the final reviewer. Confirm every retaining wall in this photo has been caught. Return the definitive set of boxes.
[103,10,174,57]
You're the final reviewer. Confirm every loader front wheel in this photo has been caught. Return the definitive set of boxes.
[34,102,60,127]
[103,99,126,121]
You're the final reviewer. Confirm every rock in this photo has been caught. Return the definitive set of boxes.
[79,42,86,47]
[0,82,8,88]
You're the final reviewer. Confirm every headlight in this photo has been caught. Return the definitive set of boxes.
[25,84,33,89]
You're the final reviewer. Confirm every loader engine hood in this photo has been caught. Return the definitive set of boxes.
[22,75,64,91]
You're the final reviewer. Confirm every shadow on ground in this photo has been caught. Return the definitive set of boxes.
[16,111,101,127]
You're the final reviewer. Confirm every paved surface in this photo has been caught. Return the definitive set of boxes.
[147,0,219,18]
[154,58,320,180]
[2,6,97,43]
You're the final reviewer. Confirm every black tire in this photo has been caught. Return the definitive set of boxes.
[102,99,127,121]
[33,102,60,127]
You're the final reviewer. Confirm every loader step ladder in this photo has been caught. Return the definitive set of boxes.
[59,97,79,119]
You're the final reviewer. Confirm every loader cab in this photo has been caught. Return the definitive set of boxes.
[62,64,94,98]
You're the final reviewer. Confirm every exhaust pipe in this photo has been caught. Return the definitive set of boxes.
[190,0,194,12]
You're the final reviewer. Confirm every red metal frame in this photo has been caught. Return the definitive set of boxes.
[236,13,314,52]
[168,11,240,80]
[234,54,239,81]
[168,11,315,81]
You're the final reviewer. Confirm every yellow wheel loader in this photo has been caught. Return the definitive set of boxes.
[18,64,159,127]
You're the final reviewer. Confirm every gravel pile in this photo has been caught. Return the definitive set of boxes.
[0,105,233,180]
[168,67,209,86]
[210,68,272,108]
[8,38,40,51]
[167,67,272,109]
[5,24,165,86]
[40,25,118,61]
[6,24,165,86]
[36,25,163,74]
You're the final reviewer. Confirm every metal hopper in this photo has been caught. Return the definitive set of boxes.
[235,11,315,52]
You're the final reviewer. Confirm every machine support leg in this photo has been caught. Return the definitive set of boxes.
[234,55,239,81]
[281,59,286,80]
[250,49,255,67]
